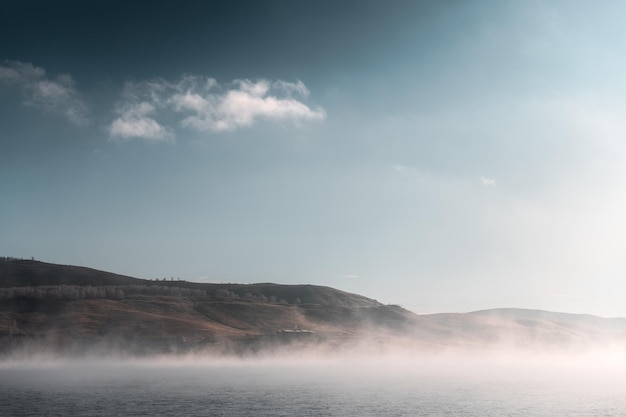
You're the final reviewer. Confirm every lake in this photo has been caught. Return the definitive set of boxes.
[2,353,626,416]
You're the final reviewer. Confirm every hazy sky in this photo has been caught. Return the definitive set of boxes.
[2,1,626,317]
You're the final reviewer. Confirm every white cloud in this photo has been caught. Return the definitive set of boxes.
[481,176,496,186]
[183,85,325,132]
[108,76,325,141]
[235,79,270,97]
[273,80,310,98]
[109,99,172,142]
[109,116,172,142]
[0,60,88,125]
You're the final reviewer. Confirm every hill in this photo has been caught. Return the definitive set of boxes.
[0,260,433,356]
[2,259,626,356]
[0,259,145,287]
[423,308,626,350]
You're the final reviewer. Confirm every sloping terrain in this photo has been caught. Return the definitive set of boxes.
[0,260,145,287]
[423,308,626,350]
[0,260,429,355]
[2,260,626,356]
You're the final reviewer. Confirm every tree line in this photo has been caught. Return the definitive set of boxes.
[0,284,304,305]
[0,256,34,262]
[0,284,207,301]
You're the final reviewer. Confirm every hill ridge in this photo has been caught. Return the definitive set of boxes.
[2,260,626,356]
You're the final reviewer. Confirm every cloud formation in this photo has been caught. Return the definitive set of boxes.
[109,101,173,142]
[0,61,324,142]
[481,176,496,186]
[0,60,88,125]
[109,76,325,141]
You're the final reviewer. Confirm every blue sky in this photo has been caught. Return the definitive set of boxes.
[2,1,626,316]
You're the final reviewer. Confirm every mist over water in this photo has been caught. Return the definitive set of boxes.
[4,278,626,416]
[5,288,626,416]
[3,351,626,417]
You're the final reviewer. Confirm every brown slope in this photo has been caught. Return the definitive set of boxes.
[10,261,626,354]
[0,294,431,356]
[0,260,429,355]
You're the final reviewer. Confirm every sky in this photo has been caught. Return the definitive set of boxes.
[2,1,626,317]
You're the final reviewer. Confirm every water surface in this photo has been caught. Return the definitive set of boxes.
[2,354,625,416]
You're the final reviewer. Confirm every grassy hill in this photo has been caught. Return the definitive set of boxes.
[0,260,429,356]
[2,259,626,357]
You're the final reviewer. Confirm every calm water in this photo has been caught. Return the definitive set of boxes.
[2,355,626,416]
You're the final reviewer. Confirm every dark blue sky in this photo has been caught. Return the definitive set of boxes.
[2,1,626,316]
[1,1,442,82]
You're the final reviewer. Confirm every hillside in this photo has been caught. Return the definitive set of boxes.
[0,259,146,287]
[0,260,431,356]
[2,260,626,356]
[423,308,626,350]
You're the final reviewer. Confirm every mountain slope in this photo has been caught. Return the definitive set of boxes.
[0,260,427,355]
[2,260,626,356]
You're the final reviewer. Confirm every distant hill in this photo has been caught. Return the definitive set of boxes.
[1,259,626,357]
[423,308,626,350]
